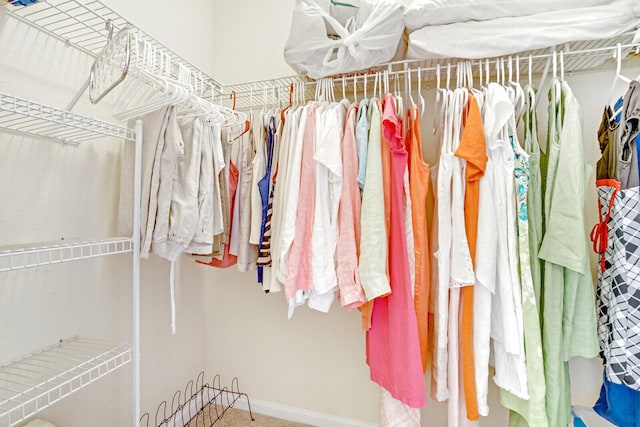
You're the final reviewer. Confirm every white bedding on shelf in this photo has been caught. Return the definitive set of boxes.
[284,0,405,79]
[404,0,611,31]
[407,0,640,59]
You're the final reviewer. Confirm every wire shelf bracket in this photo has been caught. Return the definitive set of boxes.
[0,337,132,427]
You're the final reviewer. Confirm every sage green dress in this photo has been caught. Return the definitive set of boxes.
[538,79,599,427]
[505,86,548,427]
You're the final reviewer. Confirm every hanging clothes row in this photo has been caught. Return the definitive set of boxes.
[122,56,608,426]
[427,60,599,427]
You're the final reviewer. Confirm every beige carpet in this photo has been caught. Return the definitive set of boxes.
[187,406,312,427]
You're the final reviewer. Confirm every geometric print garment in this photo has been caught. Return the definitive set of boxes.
[604,182,629,386]
[619,186,640,390]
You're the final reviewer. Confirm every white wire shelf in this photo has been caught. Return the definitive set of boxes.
[0,237,133,272]
[0,337,131,426]
[221,33,640,111]
[0,92,135,143]
[3,0,223,99]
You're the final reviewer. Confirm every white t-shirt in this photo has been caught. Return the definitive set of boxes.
[307,101,347,314]
[484,83,528,399]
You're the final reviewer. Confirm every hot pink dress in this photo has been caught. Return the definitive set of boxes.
[366,94,427,408]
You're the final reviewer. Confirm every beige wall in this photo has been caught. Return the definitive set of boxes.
[0,1,215,425]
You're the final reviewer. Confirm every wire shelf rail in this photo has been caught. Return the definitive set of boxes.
[0,337,131,426]
[0,92,135,143]
[219,33,640,111]
[0,237,134,272]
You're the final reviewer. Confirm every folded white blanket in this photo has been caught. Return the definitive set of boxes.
[404,0,611,30]
[407,0,640,59]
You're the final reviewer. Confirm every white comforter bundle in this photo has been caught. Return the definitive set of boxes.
[284,0,406,79]
[406,0,640,59]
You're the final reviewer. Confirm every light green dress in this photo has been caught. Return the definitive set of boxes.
[523,85,544,312]
[503,91,548,427]
[538,80,599,427]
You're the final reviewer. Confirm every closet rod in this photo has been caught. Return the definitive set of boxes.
[222,37,640,110]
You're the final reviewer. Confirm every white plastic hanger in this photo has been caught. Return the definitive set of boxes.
[434,64,448,135]
[608,43,632,108]
[408,67,415,108]
[342,76,347,101]
[372,72,378,100]
[353,75,357,102]
[364,73,368,99]
[418,67,426,117]
[507,56,524,121]
[114,45,191,120]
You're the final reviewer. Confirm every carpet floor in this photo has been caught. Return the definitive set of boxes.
[186,406,312,427]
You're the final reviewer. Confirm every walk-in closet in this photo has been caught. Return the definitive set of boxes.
[1,1,640,426]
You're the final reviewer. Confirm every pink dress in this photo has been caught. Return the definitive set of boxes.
[366,94,427,408]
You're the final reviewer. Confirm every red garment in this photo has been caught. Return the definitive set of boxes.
[196,160,239,268]
[367,94,427,408]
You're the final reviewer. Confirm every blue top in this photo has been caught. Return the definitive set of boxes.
[356,99,369,190]
[594,374,640,427]
[257,116,276,285]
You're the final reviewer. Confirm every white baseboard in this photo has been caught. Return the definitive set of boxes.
[233,398,378,427]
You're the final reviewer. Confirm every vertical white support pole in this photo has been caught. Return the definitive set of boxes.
[132,119,143,427]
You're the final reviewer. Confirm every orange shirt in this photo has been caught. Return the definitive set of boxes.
[407,105,431,373]
[454,92,488,421]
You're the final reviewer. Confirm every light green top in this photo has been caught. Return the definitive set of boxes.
[538,80,599,427]
[502,89,548,427]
